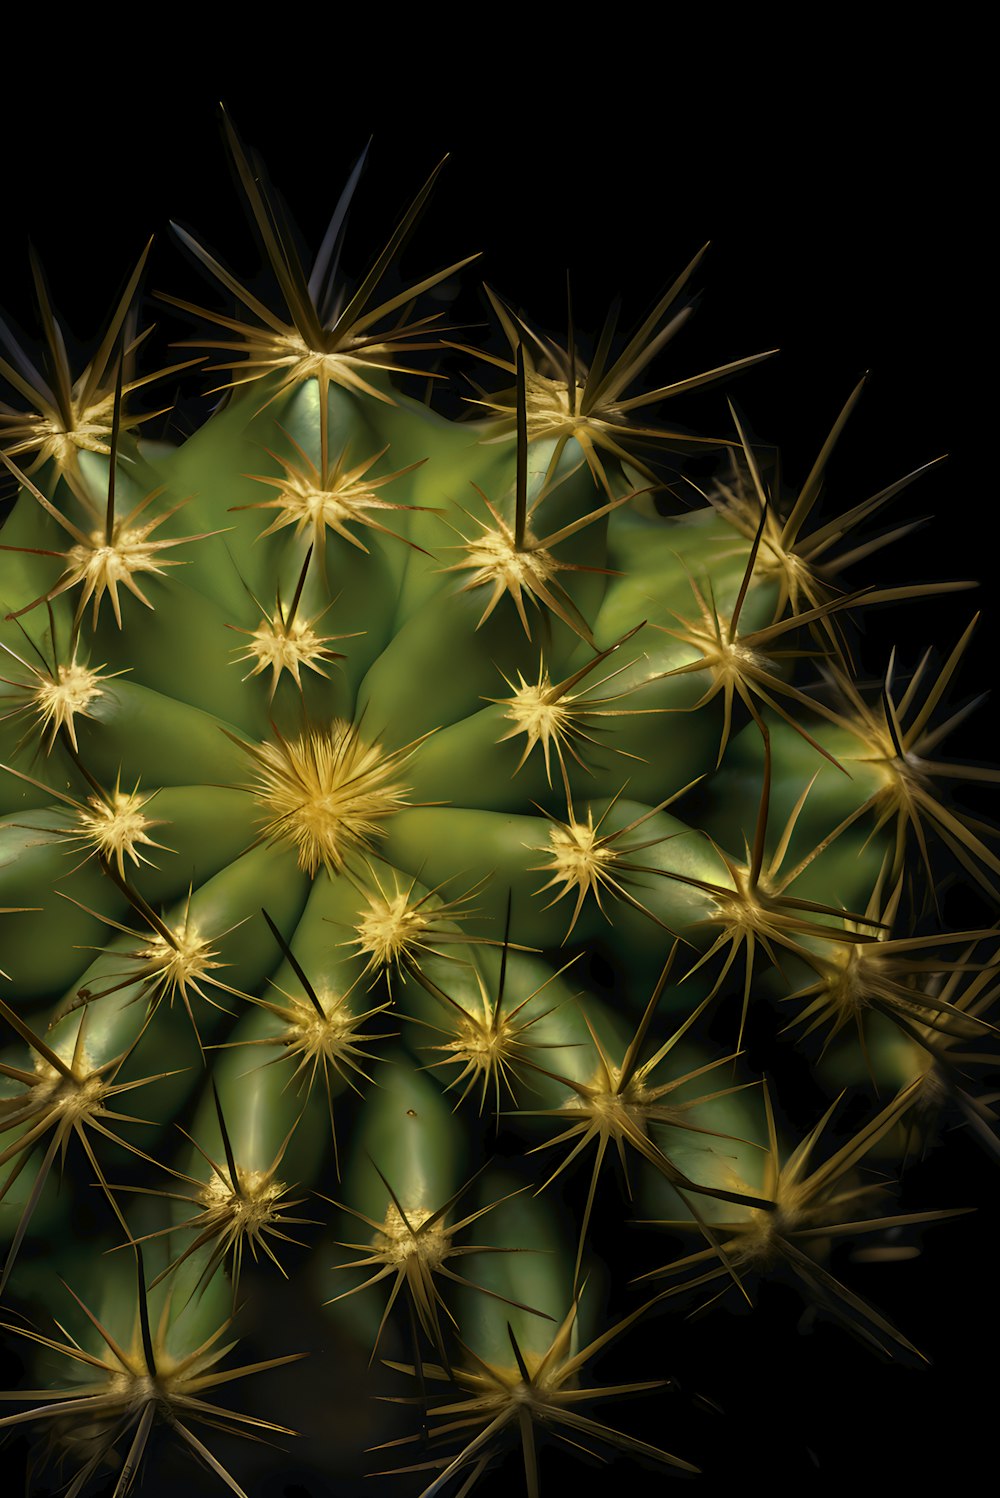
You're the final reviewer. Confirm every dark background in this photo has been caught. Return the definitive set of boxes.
[0,45,993,1496]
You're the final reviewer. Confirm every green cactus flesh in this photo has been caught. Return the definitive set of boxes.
[0,131,996,1496]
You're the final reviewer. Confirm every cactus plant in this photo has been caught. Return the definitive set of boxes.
[0,108,995,1497]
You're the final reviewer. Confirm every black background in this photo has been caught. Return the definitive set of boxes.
[0,38,993,1496]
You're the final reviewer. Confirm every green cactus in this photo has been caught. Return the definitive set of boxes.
[0,112,995,1498]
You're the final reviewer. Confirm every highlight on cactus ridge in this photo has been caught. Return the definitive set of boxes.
[0,116,996,1496]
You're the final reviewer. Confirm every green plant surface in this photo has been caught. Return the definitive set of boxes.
[0,115,995,1497]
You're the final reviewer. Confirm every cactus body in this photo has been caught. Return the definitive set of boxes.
[0,123,995,1497]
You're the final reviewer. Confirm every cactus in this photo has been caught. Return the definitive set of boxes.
[0,112,995,1497]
